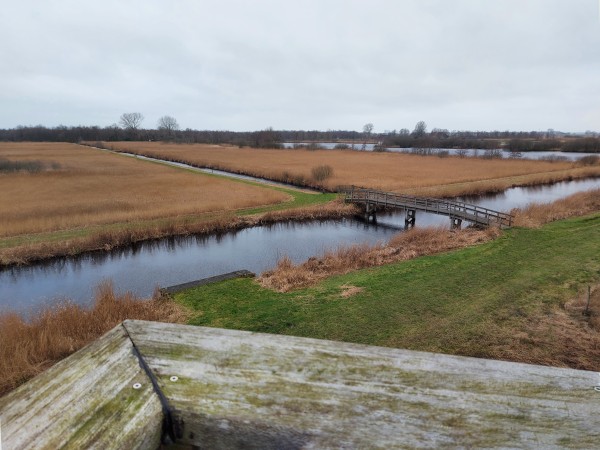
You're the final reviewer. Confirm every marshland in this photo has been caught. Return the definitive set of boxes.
[103,141,600,196]
[4,4,600,448]
[1,133,599,398]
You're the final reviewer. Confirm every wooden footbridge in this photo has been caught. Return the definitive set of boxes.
[340,186,513,228]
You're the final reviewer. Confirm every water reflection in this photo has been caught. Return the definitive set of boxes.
[1,178,599,313]
[458,178,600,212]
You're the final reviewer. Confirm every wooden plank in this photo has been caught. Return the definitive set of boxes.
[0,324,162,450]
[125,320,600,449]
[161,270,255,295]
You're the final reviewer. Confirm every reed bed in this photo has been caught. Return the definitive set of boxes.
[0,142,287,237]
[259,227,501,292]
[512,188,600,227]
[410,167,600,198]
[104,141,600,196]
[0,201,356,266]
[0,281,188,397]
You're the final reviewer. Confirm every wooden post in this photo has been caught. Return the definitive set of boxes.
[584,285,592,316]
[451,216,462,229]
[364,203,377,223]
[405,209,416,228]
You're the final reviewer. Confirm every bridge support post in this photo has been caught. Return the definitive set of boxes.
[365,203,377,223]
[450,217,462,230]
[405,209,416,228]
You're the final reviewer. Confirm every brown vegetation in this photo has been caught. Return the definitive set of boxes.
[311,164,333,182]
[2,190,598,398]
[339,285,364,298]
[512,188,600,227]
[0,142,287,237]
[0,282,187,397]
[259,227,501,292]
[104,141,600,196]
[484,285,600,371]
[413,167,600,197]
[0,201,357,266]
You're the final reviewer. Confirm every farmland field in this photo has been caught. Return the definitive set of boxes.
[106,142,600,197]
[0,142,289,237]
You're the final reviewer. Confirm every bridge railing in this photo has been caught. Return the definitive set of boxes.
[338,186,513,227]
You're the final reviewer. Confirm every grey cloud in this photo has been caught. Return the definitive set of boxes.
[1,0,599,131]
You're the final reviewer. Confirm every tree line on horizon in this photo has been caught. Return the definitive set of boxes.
[0,114,598,153]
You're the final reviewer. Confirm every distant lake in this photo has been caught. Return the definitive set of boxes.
[282,143,596,161]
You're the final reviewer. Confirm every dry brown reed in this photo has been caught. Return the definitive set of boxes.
[255,201,356,224]
[259,227,500,292]
[105,141,600,197]
[0,281,188,397]
[482,285,600,371]
[0,201,357,266]
[512,188,600,227]
[412,167,600,198]
[0,142,287,237]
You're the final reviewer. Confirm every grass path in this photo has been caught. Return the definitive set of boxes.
[175,213,600,367]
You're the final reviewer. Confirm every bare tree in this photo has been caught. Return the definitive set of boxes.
[251,127,282,148]
[119,112,144,130]
[412,121,427,138]
[157,116,179,138]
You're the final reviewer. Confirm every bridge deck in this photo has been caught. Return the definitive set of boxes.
[341,186,513,227]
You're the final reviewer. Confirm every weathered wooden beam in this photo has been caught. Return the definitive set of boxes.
[125,320,600,449]
[3,320,599,448]
[0,324,163,450]
[161,270,255,295]
[451,216,463,229]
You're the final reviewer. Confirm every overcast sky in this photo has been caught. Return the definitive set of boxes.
[2,0,600,132]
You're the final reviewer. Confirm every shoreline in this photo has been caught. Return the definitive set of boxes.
[2,172,600,268]
[0,201,357,268]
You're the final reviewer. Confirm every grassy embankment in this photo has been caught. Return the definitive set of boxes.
[174,192,600,372]
[0,143,341,266]
[106,141,600,197]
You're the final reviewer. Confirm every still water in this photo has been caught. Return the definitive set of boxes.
[1,178,599,313]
